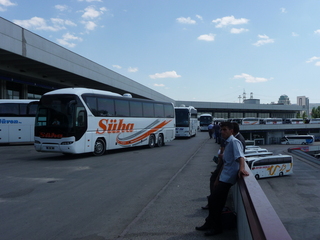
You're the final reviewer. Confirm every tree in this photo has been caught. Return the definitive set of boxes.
[311,106,320,118]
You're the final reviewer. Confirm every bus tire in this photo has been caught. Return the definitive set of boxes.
[148,134,155,148]
[279,172,284,177]
[255,174,260,180]
[93,138,106,156]
[157,134,164,147]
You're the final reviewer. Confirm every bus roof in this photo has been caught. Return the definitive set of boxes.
[44,87,121,97]
[0,99,39,104]
[245,154,292,162]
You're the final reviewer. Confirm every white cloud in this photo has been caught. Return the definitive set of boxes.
[196,15,203,21]
[230,28,249,34]
[149,71,181,79]
[128,67,138,72]
[112,65,122,69]
[280,8,287,13]
[292,32,299,37]
[154,83,165,87]
[197,33,215,41]
[314,29,320,35]
[176,17,196,24]
[51,18,77,27]
[0,0,16,7]
[13,17,68,31]
[306,56,320,66]
[306,56,320,63]
[212,15,249,28]
[82,6,106,19]
[233,73,270,83]
[82,20,97,31]
[57,33,83,48]
[55,5,68,11]
[253,34,274,46]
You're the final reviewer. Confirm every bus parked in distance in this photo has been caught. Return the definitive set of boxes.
[199,113,213,131]
[246,155,293,179]
[242,118,260,125]
[229,118,242,124]
[0,99,39,144]
[280,135,314,145]
[261,118,283,124]
[283,118,304,124]
[175,106,197,137]
[309,118,320,124]
[34,88,175,155]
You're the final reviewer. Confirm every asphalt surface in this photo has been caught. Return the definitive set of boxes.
[0,132,234,240]
[258,143,320,240]
[1,134,320,240]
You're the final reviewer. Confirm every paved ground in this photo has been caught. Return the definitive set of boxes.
[117,137,237,240]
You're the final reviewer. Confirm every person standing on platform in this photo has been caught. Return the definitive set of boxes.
[196,122,249,236]
[208,122,214,139]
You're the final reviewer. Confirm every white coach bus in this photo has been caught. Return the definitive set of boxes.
[199,113,213,131]
[34,88,175,155]
[246,155,293,179]
[241,118,260,125]
[280,135,314,145]
[174,106,197,137]
[261,118,283,124]
[0,99,39,144]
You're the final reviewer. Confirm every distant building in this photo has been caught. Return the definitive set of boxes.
[297,96,309,117]
[278,94,291,105]
[243,99,260,104]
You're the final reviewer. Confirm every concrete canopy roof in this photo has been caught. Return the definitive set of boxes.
[0,17,175,103]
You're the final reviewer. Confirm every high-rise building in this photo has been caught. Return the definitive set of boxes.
[297,96,309,117]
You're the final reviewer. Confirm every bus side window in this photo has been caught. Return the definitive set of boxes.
[164,104,174,118]
[154,103,164,118]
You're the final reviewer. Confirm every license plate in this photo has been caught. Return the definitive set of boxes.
[46,146,55,150]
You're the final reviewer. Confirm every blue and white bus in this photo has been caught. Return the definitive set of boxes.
[34,88,175,155]
[280,135,314,145]
[0,99,39,144]
[175,106,197,137]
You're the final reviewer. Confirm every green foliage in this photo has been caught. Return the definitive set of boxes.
[311,106,320,118]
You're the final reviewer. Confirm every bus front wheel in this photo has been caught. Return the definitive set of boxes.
[148,134,155,148]
[93,139,106,156]
[255,174,260,180]
[279,172,284,177]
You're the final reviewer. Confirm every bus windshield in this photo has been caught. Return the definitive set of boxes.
[175,109,189,127]
[200,116,212,125]
[35,94,87,140]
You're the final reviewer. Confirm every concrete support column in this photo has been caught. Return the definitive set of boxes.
[0,80,6,99]
[21,84,28,99]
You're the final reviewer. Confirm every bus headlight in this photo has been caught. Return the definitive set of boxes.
[61,141,74,145]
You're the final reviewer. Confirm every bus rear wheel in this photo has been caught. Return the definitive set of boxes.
[93,139,106,156]
[279,172,284,177]
[157,134,164,147]
[255,174,260,180]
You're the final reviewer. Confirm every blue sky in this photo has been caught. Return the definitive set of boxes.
[1,0,320,104]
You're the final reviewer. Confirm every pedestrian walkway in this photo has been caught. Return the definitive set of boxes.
[118,138,237,240]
